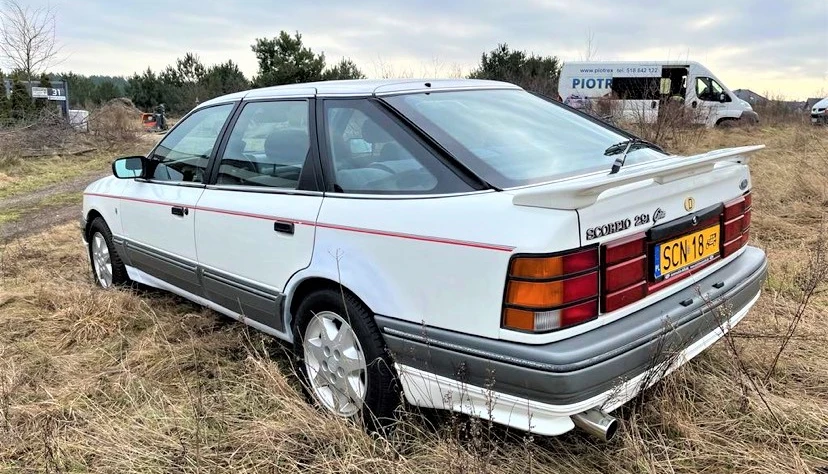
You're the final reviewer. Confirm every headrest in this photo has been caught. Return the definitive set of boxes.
[360,119,391,144]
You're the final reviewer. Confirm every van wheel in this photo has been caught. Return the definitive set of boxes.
[716,118,736,128]
[88,217,130,288]
[293,288,399,430]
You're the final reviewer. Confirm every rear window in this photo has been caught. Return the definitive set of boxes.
[385,89,665,188]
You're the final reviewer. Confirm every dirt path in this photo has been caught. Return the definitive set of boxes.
[0,171,107,243]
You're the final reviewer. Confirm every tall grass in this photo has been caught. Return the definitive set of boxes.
[1,124,827,472]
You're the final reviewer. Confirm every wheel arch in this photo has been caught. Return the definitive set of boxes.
[84,208,104,240]
[284,275,378,341]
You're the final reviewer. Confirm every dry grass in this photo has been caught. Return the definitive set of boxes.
[0,124,827,472]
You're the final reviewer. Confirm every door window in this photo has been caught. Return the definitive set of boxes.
[610,77,660,100]
[324,100,454,194]
[216,101,311,189]
[149,104,234,182]
[695,77,726,102]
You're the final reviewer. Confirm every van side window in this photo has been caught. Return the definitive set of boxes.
[150,104,234,183]
[216,101,310,189]
[610,77,660,100]
[695,77,728,102]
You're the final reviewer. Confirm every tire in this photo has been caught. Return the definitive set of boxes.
[716,118,737,128]
[293,288,400,431]
[88,217,130,288]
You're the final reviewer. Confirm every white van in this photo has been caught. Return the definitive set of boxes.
[559,61,758,127]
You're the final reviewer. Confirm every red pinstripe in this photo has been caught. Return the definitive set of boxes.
[84,192,515,252]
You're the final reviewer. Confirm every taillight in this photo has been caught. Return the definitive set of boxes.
[601,233,648,312]
[722,191,751,257]
[502,247,599,332]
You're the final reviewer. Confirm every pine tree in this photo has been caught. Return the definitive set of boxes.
[9,73,32,120]
[0,70,10,123]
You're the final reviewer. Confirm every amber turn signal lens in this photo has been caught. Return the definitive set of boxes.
[502,308,535,331]
[507,280,563,307]
[510,256,563,279]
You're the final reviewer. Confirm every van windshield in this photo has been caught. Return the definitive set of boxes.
[384,89,666,188]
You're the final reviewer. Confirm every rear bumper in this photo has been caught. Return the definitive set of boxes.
[378,246,766,434]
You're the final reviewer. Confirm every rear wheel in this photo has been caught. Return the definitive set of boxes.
[293,288,399,430]
[88,217,129,288]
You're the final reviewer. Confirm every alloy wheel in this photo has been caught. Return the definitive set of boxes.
[303,310,368,417]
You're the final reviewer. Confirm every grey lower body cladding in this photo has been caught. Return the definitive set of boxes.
[112,236,285,332]
[377,246,767,406]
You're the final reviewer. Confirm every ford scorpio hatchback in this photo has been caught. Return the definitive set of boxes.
[82,79,767,440]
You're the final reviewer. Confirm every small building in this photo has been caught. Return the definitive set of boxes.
[733,89,768,105]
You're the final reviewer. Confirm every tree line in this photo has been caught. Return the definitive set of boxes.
[3,28,562,119]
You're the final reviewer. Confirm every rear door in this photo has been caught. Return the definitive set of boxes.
[119,103,235,295]
[194,98,323,333]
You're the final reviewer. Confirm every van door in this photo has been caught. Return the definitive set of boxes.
[610,75,660,123]
[690,76,730,126]
[194,99,323,334]
[658,66,689,123]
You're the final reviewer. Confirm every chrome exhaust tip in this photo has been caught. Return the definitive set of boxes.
[572,409,619,442]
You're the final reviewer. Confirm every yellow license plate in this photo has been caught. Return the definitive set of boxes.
[653,225,720,279]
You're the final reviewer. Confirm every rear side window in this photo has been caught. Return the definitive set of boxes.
[323,99,470,194]
[150,104,234,182]
[217,101,310,189]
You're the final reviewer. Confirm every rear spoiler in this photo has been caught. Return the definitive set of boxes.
[510,145,764,210]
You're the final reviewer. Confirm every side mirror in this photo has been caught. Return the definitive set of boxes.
[112,156,145,179]
[719,92,728,103]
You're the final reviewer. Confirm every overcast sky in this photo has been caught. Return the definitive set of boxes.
[26,0,828,100]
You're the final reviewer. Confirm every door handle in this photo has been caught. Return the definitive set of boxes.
[691,100,698,109]
[274,221,295,235]
[171,206,188,216]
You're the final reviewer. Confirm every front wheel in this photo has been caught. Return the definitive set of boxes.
[293,288,400,430]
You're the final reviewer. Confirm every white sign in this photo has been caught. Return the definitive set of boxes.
[31,86,48,98]
[47,88,66,101]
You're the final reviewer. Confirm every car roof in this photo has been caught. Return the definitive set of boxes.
[197,78,521,108]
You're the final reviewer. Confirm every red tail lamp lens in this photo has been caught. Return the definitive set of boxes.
[503,248,600,333]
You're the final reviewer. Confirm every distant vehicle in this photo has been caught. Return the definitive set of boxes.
[141,104,168,132]
[559,61,759,127]
[82,79,766,440]
[810,98,828,125]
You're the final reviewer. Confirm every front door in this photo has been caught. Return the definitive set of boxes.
[194,99,323,332]
[690,76,729,126]
[119,103,235,295]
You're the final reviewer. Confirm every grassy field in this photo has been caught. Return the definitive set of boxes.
[0,124,826,473]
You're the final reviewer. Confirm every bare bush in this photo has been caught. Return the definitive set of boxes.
[753,94,809,127]
[0,108,74,160]
[87,97,143,142]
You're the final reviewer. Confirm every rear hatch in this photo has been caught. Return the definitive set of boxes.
[509,145,761,316]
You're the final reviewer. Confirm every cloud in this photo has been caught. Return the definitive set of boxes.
[21,0,828,98]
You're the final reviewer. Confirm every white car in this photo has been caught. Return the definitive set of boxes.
[82,79,767,440]
[811,98,828,124]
